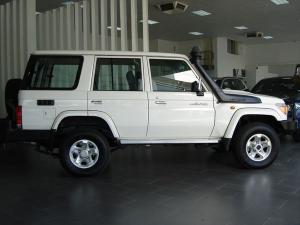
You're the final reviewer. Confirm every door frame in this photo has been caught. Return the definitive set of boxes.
[90,55,147,92]
[145,56,210,92]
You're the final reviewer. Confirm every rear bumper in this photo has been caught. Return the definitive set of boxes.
[281,120,297,134]
[0,119,51,143]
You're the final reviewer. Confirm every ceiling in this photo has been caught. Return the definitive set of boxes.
[1,0,300,44]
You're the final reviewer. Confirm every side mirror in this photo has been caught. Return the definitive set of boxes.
[191,80,204,96]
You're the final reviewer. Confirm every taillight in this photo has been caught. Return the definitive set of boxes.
[16,106,22,128]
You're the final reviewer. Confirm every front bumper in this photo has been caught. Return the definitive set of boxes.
[281,120,297,134]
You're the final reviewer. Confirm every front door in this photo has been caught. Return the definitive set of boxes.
[147,58,215,140]
[88,56,148,139]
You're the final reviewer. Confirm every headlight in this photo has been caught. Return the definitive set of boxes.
[276,103,288,115]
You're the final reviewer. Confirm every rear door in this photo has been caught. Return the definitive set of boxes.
[87,56,148,139]
[20,55,86,130]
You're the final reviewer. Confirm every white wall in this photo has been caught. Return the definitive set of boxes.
[269,64,296,77]
[246,41,300,66]
[152,38,215,76]
[245,41,300,87]
[214,37,246,78]
[255,66,278,84]
[153,38,213,56]
[0,0,36,118]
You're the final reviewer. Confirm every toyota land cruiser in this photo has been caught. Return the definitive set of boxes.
[0,49,295,175]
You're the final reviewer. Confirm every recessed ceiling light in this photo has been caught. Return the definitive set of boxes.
[234,26,248,30]
[192,10,211,16]
[140,20,160,25]
[35,12,41,15]
[270,0,289,5]
[107,26,121,31]
[263,36,274,39]
[189,32,204,36]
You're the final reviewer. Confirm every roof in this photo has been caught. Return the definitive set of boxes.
[216,77,244,80]
[259,76,293,81]
[33,50,188,59]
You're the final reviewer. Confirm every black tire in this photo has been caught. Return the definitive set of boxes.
[59,129,111,176]
[293,130,300,142]
[232,122,280,169]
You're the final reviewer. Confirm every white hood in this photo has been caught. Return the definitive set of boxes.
[223,89,285,105]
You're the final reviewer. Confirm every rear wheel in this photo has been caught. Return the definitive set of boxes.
[59,129,111,176]
[233,122,279,169]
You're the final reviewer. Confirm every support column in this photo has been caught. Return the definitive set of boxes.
[59,7,64,50]
[5,3,11,78]
[83,0,89,50]
[12,0,18,76]
[100,0,108,50]
[26,0,37,58]
[74,2,81,50]
[142,0,149,52]
[45,11,50,49]
[0,5,5,81]
[110,0,117,51]
[66,4,72,50]
[19,0,25,73]
[131,0,138,51]
[91,0,99,50]
[120,0,128,51]
[52,9,58,50]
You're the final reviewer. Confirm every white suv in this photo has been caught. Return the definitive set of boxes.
[2,50,294,175]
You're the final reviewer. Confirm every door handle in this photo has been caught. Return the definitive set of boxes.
[91,100,102,104]
[155,100,167,105]
[37,100,54,106]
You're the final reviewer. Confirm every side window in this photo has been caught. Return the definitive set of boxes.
[24,56,83,90]
[216,79,222,87]
[222,79,232,89]
[232,79,246,90]
[149,59,199,92]
[93,58,142,91]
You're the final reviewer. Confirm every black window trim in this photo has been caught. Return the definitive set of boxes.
[22,55,84,91]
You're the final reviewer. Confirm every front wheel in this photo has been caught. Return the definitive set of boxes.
[233,122,280,169]
[59,129,111,176]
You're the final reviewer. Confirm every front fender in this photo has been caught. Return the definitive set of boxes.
[224,108,282,139]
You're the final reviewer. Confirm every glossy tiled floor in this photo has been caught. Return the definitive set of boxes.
[0,137,300,225]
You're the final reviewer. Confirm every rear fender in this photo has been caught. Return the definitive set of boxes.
[52,110,120,138]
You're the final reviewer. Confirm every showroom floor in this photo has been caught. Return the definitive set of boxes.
[0,137,300,225]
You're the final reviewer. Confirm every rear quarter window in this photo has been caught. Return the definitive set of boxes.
[22,55,83,90]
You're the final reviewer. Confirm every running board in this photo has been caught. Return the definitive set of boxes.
[120,139,220,144]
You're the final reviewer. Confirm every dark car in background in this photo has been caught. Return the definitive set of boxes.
[215,77,249,91]
[252,76,300,141]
